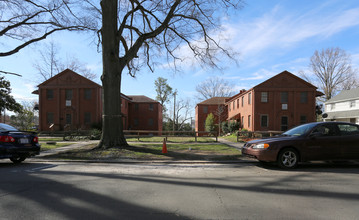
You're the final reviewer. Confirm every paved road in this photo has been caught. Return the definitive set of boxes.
[1,161,359,219]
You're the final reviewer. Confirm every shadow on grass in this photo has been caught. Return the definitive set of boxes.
[42,144,242,161]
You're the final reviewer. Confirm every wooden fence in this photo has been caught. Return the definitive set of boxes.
[39,130,219,142]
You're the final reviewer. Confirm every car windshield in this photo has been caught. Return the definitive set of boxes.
[282,123,317,136]
[0,123,18,132]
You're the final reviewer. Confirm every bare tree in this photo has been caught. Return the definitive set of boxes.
[33,41,97,82]
[0,0,95,58]
[168,98,192,131]
[307,47,358,101]
[98,0,243,149]
[196,77,237,101]
[33,41,63,81]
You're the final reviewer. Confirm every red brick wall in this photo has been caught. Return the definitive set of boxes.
[128,102,163,133]
[195,104,228,135]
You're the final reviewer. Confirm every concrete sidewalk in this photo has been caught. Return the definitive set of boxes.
[37,140,100,157]
[216,138,244,150]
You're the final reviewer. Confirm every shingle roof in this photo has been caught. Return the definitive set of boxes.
[198,97,229,105]
[127,95,159,103]
[326,87,359,103]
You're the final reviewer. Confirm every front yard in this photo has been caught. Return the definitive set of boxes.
[41,142,242,161]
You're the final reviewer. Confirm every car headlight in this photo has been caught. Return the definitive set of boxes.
[252,143,270,149]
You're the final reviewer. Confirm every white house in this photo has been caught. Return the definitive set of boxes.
[324,87,359,124]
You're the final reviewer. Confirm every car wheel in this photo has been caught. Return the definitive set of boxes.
[10,157,26,164]
[277,148,298,169]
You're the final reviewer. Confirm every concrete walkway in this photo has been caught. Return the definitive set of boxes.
[37,140,100,157]
[216,138,244,150]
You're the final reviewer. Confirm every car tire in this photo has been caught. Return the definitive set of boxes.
[10,157,26,164]
[277,148,299,169]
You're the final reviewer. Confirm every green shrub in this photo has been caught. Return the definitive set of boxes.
[89,129,102,140]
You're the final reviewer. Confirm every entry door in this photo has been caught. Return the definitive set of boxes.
[281,116,288,131]
[66,114,72,125]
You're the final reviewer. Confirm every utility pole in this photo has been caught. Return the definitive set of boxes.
[172,90,177,132]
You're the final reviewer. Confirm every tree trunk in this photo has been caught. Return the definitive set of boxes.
[98,0,128,149]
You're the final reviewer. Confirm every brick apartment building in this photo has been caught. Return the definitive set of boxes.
[195,97,228,135]
[34,69,162,132]
[125,95,163,132]
[226,70,323,131]
[195,71,323,134]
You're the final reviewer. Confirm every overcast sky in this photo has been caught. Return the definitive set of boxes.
[2,0,359,116]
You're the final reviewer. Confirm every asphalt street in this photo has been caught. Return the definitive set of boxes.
[1,161,359,219]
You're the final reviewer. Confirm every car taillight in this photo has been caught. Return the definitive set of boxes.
[33,137,38,143]
[0,135,15,143]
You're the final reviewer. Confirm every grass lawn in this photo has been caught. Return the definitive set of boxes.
[125,136,216,143]
[43,143,242,161]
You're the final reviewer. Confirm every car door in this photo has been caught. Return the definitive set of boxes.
[337,123,359,159]
[303,124,341,161]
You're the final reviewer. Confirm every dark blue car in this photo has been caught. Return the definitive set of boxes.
[0,123,40,163]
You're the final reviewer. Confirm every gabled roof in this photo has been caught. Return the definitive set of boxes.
[37,69,101,88]
[326,87,359,104]
[197,97,229,105]
[254,70,317,89]
[127,95,159,103]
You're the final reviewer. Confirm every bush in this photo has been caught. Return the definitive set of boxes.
[89,129,102,140]
[221,121,230,134]
[229,121,240,133]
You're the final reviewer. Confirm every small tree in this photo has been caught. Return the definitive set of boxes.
[221,121,230,134]
[0,76,22,116]
[205,113,216,133]
[10,102,35,130]
[155,77,173,113]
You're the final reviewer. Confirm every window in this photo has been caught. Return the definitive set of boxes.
[312,124,338,136]
[149,104,154,111]
[261,92,268,103]
[65,89,73,100]
[248,115,251,128]
[260,115,268,127]
[330,103,335,110]
[46,89,54,100]
[281,116,288,131]
[203,106,208,113]
[300,92,308,103]
[135,103,139,111]
[281,92,288,103]
[237,99,239,108]
[338,124,359,136]
[148,118,154,126]
[66,114,72,125]
[84,112,91,124]
[248,93,252,105]
[241,96,244,107]
[350,101,356,108]
[47,112,54,124]
[84,89,92,100]
[134,118,139,126]
[241,116,244,128]
[300,115,307,124]
[233,101,235,110]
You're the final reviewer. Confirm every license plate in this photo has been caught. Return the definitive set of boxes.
[19,138,29,144]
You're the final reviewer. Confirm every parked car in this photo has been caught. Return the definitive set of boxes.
[0,123,40,163]
[242,122,359,169]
